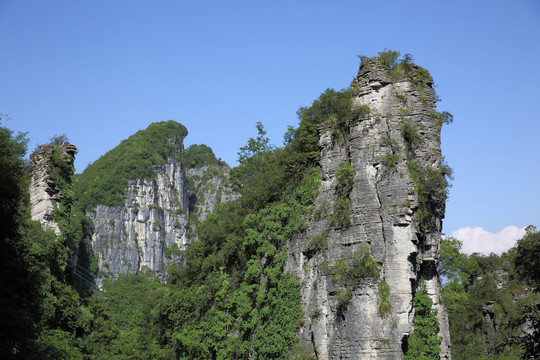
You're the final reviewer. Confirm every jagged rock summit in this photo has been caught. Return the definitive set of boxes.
[29,142,77,234]
[286,57,451,359]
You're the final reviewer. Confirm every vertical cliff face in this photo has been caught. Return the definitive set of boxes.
[81,123,238,286]
[29,143,77,235]
[90,159,237,285]
[186,165,240,228]
[286,59,451,359]
[89,158,189,285]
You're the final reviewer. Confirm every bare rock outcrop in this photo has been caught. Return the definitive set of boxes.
[29,143,77,234]
[286,59,451,359]
[90,158,237,286]
[89,158,190,286]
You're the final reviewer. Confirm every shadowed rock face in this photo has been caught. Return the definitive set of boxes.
[29,143,77,235]
[286,60,451,359]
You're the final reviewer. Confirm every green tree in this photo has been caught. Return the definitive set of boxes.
[515,225,540,290]
[0,120,87,359]
[405,280,441,360]
[237,121,273,163]
[514,225,540,358]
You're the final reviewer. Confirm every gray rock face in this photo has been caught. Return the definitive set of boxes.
[187,165,240,224]
[286,60,451,359]
[89,158,189,286]
[29,143,77,235]
[89,157,239,286]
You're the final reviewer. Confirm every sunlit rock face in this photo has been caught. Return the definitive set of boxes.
[89,156,238,287]
[89,158,189,286]
[29,143,77,235]
[286,59,451,359]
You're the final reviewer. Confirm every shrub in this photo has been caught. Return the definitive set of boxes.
[378,280,391,316]
[332,245,379,286]
[436,111,454,131]
[348,245,380,280]
[407,162,449,232]
[382,152,401,168]
[330,198,352,227]
[331,162,355,226]
[400,120,420,159]
[335,288,353,307]
[308,233,328,252]
[376,48,400,69]
[333,259,348,284]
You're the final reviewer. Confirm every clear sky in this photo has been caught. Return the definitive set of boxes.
[2,0,539,254]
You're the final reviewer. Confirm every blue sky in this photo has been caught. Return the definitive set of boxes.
[2,0,539,254]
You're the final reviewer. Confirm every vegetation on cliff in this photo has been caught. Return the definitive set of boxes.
[74,120,188,210]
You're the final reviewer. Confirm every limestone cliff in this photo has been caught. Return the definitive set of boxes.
[80,123,237,286]
[286,59,451,359]
[89,158,189,285]
[186,164,240,235]
[29,142,77,235]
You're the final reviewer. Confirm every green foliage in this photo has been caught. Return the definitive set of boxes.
[184,143,227,168]
[405,280,441,360]
[164,243,181,259]
[335,162,354,198]
[400,119,420,159]
[330,162,354,226]
[514,226,540,357]
[359,50,433,96]
[0,120,92,359]
[436,111,454,131]
[514,225,540,290]
[375,48,400,68]
[81,273,167,359]
[382,152,401,167]
[438,237,477,287]
[74,120,188,210]
[332,245,379,287]
[379,134,401,167]
[440,236,537,359]
[296,88,369,147]
[332,259,348,284]
[347,245,380,280]
[308,233,328,252]
[237,121,274,163]
[407,162,450,232]
[378,279,391,317]
[335,288,353,307]
[330,198,351,227]
[158,148,320,358]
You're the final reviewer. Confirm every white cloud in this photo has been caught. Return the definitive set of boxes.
[451,226,526,255]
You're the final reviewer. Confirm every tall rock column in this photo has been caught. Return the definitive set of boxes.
[29,143,77,235]
[286,59,451,359]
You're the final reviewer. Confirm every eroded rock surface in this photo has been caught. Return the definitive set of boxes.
[89,158,189,285]
[286,60,451,359]
[29,143,77,235]
[90,158,238,286]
